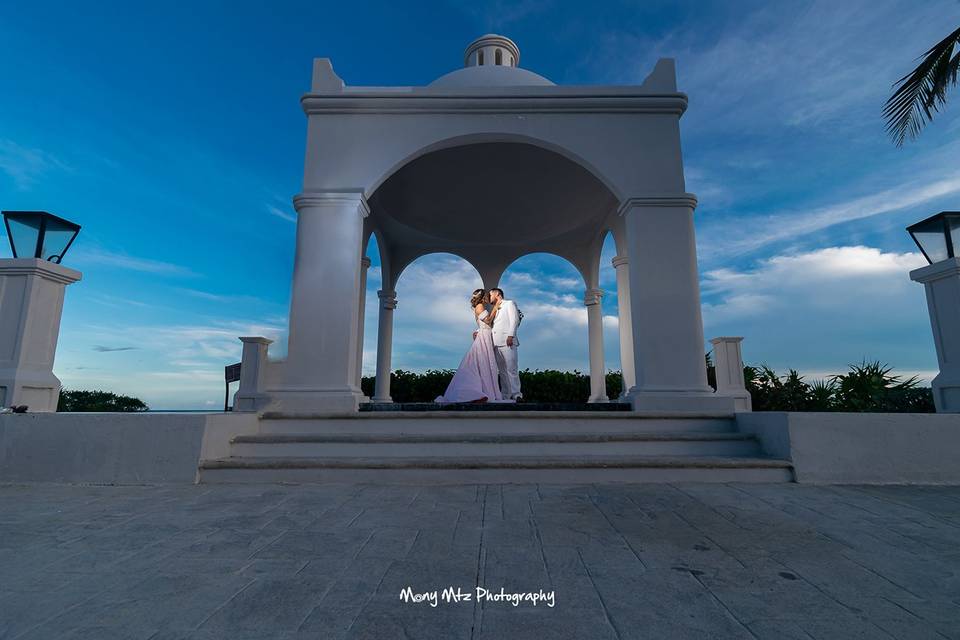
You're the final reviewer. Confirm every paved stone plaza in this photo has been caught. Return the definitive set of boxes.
[1,482,959,639]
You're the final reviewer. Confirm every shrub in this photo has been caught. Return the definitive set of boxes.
[830,361,932,413]
[57,390,149,412]
[744,361,934,413]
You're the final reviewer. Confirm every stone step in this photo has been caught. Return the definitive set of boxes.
[197,455,794,484]
[229,431,759,458]
[256,411,737,435]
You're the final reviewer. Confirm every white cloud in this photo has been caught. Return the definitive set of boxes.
[454,0,554,31]
[266,204,296,223]
[702,245,935,378]
[699,173,960,261]
[0,139,70,189]
[703,245,926,320]
[174,287,265,305]
[72,247,197,277]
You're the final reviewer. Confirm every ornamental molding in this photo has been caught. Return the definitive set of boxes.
[293,191,370,217]
[617,193,698,215]
[301,93,688,116]
[584,288,604,306]
[910,257,960,284]
[0,258,82,285]
[378,289,398,309]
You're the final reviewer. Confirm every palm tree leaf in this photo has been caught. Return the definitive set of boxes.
[884,25,960,146]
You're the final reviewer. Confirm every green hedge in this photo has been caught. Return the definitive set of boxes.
[361,369,622,403]
[362,360,935,412]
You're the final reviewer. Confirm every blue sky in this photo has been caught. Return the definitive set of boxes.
[2,0,959,409]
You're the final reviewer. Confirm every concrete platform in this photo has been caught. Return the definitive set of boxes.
[3,411,960,486]
[1,482,958,638]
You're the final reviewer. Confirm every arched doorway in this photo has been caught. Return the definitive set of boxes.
[368,253,483,402]
[362,140,619,404]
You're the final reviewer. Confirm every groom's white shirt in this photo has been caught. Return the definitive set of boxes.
[491,300,520,347]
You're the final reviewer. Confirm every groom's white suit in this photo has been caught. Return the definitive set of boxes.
[491,299,522,399]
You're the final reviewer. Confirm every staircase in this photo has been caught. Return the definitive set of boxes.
[197,408,793,484]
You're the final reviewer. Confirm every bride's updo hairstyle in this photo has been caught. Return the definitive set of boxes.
[470,289,488,307]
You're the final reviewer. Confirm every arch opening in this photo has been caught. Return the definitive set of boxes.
[497,253,593,395]
[392,253,484,371]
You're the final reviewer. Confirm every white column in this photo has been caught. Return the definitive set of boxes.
[612,255,635,399]
[620,194,733,412]
[585,288,609,403]
[709,336,751,412]
[355,256,371,400]
[0,259,81,412]
[233,337,273,412]
[910,257,960,412]
[269,192,368,413]
[373,289,397,403]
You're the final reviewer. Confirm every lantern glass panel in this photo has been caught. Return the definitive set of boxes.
[910,217,950,263]
[39,216,78,262]
[5,214,41,259]
[949,215,960,259]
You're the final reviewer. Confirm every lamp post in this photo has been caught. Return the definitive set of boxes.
[908,211,960,413]
[0,211,82,412]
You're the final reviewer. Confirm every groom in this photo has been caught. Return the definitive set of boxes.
[489,288,522,401]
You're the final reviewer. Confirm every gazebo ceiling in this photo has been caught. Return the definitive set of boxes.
[369,142,617,251]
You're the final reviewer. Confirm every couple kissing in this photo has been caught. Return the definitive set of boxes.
[435,288,522,404]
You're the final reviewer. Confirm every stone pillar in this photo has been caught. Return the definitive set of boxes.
[910,257,960,412]
[233,337,273,412]
[0,258,81,412]
[620,194,734,412]
[709,336,751,412]
[585,288,609,403]
[269,192,368,413]
[612,255,635,399]
[373,289,397,403]
[355,256,371,401]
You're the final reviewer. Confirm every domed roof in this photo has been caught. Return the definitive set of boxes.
[428,34,554,88]
[429,65,554,88]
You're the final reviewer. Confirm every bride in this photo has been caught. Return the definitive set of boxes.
[435,289,503,403]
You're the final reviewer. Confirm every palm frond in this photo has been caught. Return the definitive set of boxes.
[884,26,960,146]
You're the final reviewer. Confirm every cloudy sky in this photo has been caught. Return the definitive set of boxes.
[2,0,958,408]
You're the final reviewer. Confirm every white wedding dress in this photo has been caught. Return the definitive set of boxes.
[435,309,503,403]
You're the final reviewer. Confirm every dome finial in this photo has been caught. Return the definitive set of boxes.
[464,34,520,68]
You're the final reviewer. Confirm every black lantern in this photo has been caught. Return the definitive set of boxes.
[907,211,960,265]
[2,211,81,264]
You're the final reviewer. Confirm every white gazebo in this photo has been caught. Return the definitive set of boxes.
[253,35,738,415]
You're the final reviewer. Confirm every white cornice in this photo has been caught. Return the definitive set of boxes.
[618,194,698,214]
[293,191,370,218]
[0,258,82,284]
[910,256,960,283]
[300,93,688,116]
